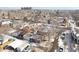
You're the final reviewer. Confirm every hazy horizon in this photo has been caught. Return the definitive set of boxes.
[0,7,79,10]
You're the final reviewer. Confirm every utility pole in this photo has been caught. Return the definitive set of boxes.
[8,11,10,19]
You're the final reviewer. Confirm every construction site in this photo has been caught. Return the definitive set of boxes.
[0,7,79,52]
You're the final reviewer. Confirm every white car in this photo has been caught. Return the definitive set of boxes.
[4,39,31,52]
